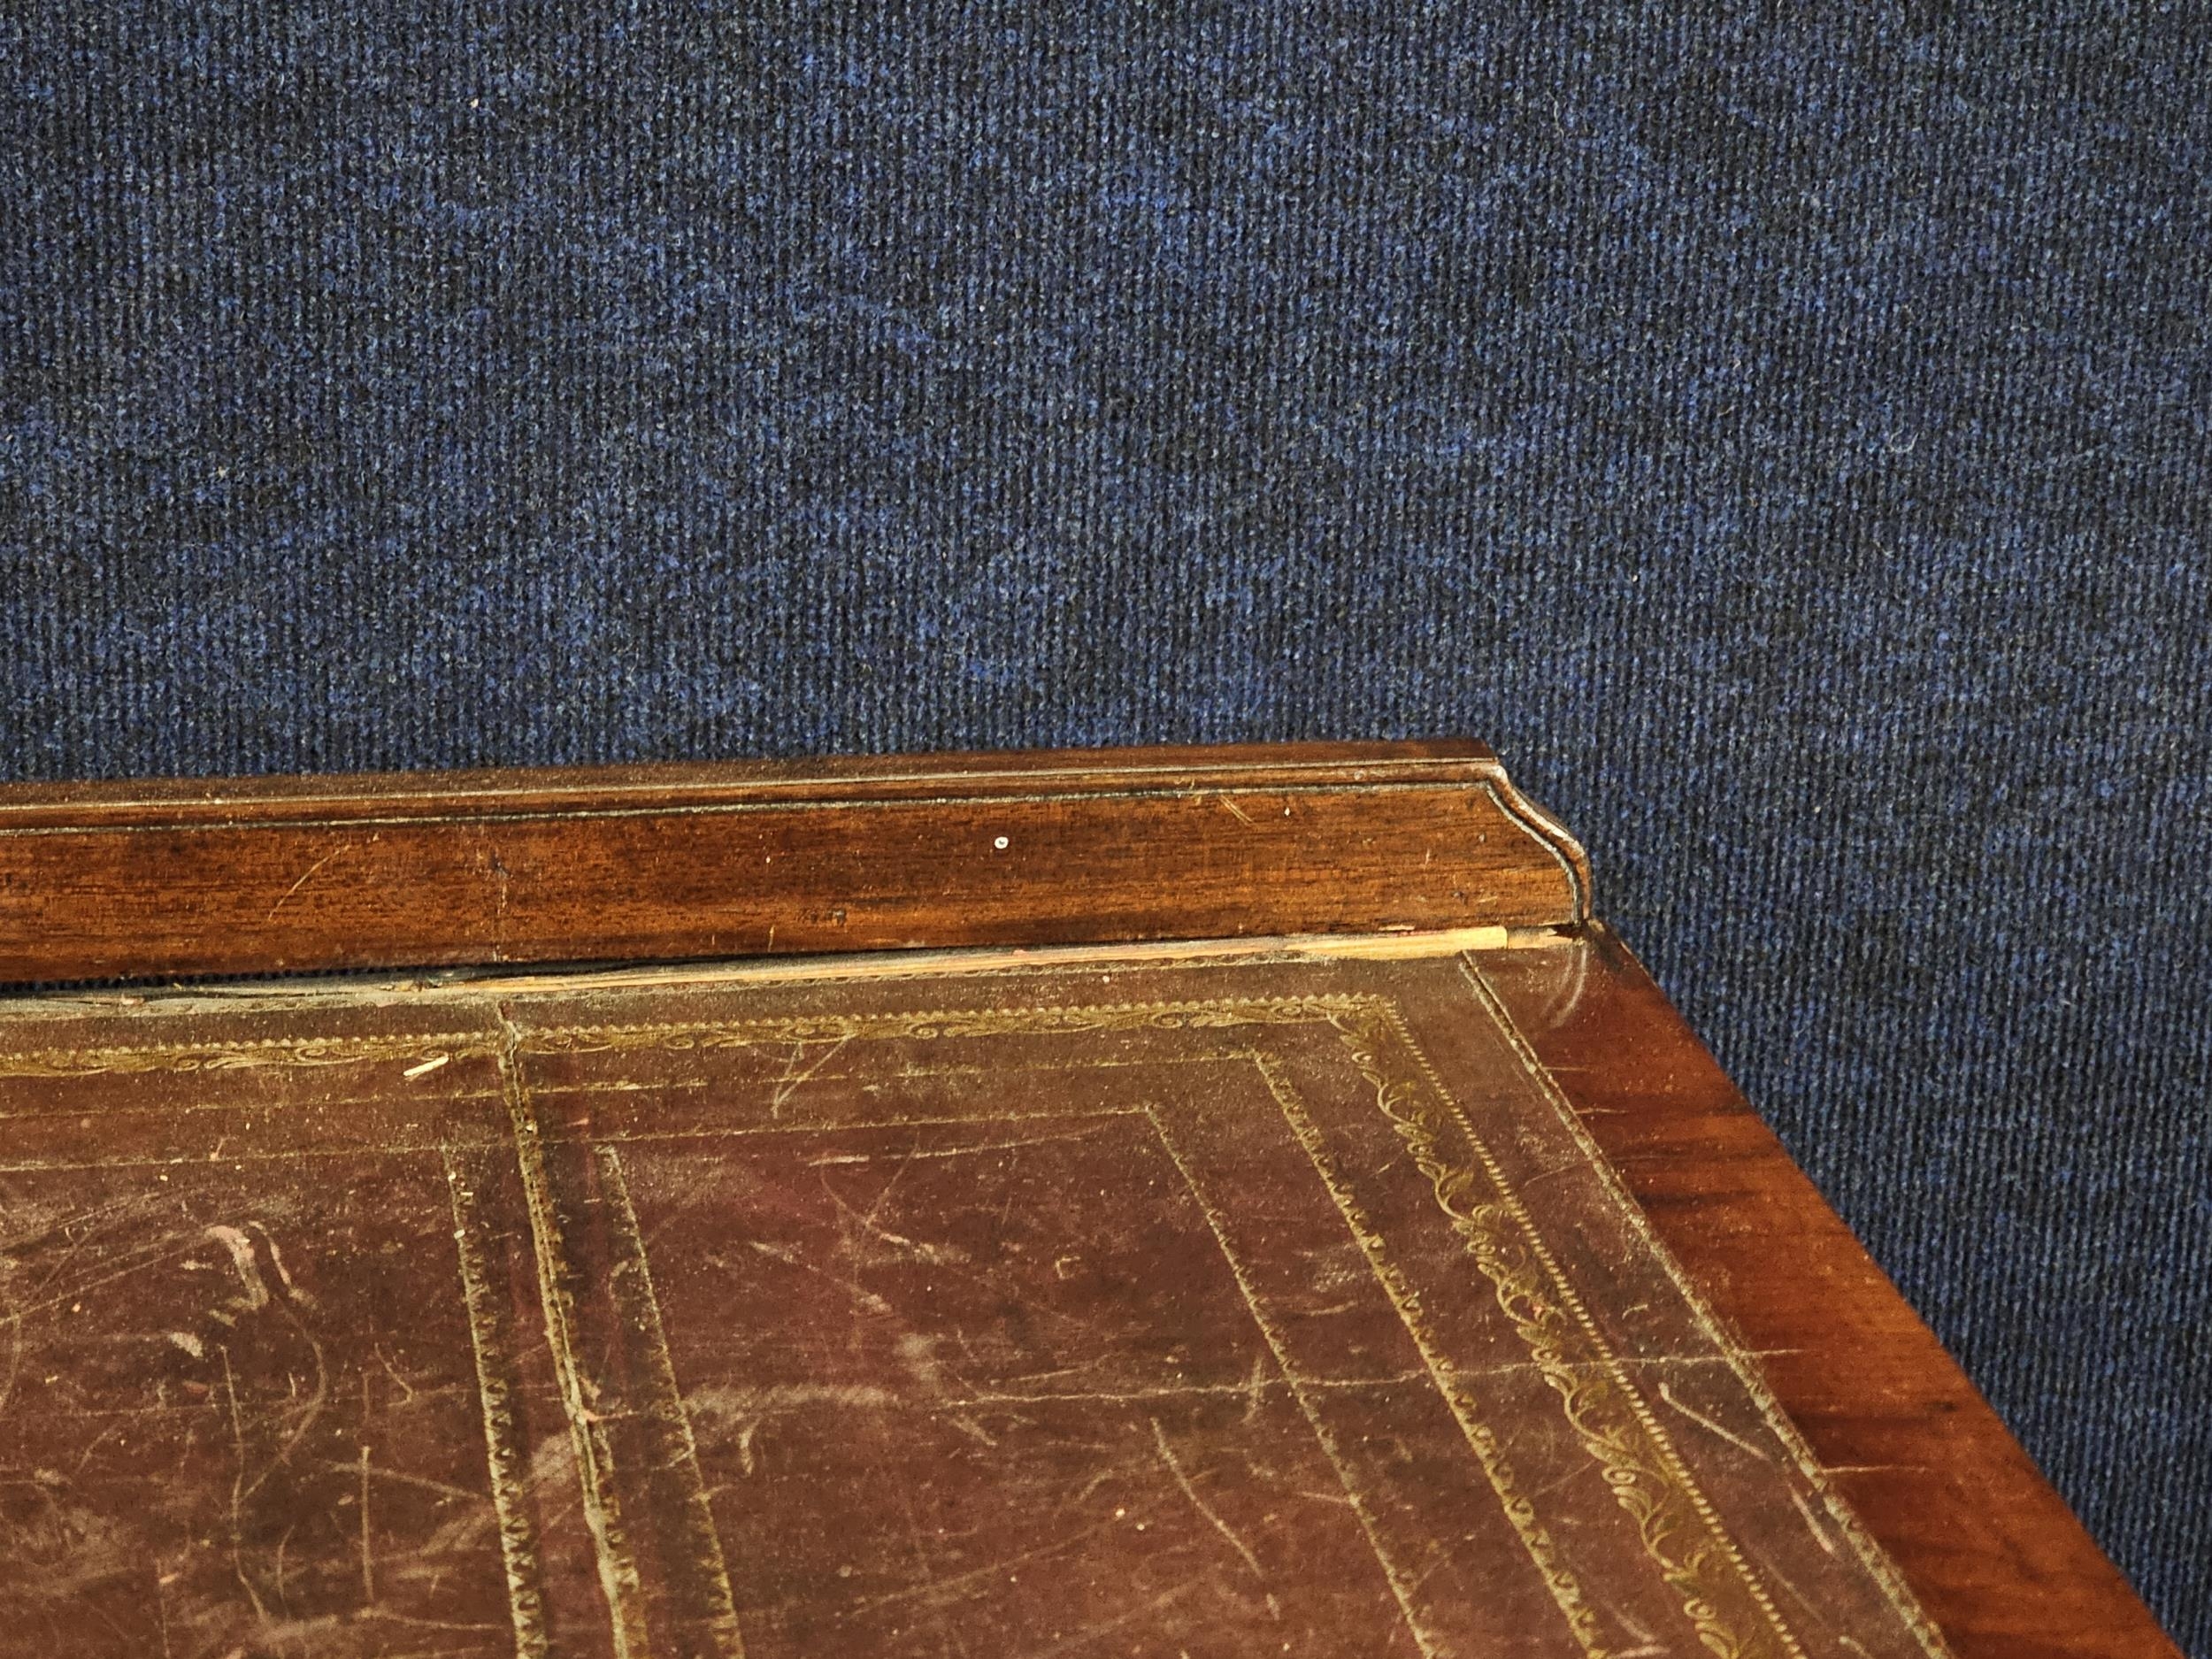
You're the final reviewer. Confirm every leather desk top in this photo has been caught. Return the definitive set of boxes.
[0,944,1937,1659]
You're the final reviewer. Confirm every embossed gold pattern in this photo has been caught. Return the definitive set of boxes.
[0,1031,494,1078]
[445,1145,553,1659]
[1325,1000,1801,1659]
[1248,1049,1609,1657]
[0,983,1945,1658]
[521,994,1802,1659]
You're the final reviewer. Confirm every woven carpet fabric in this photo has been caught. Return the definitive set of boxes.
[4,4,2208,1648]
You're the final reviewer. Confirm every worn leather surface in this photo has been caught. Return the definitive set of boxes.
[0,949,1939,1657]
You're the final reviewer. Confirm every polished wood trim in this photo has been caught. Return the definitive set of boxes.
[0,741,1589,985]
[1471,926,2181,1659]
[0,741,1510,821]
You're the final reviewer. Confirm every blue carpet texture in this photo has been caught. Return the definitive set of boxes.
[4,4,2208,1646]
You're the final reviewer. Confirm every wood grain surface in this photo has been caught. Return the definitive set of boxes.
[0,741,1587,984]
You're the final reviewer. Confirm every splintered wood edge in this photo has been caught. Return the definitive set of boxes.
[0,741,1593,986]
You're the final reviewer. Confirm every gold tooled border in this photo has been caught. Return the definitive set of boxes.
[0,986,1943,1658]
[1454,956,1955,1659]
[521,995,1812,1659]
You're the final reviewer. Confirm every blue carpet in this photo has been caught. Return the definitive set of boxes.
[4,5,2207,1647]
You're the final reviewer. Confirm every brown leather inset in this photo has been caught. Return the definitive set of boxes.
[0,949,1940,1657]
